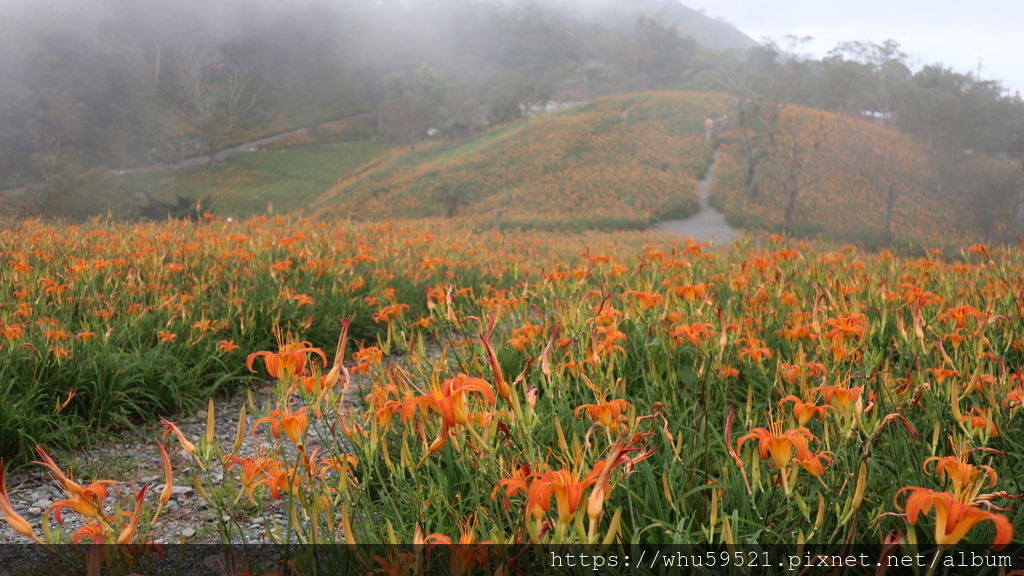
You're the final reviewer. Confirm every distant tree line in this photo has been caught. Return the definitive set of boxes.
[695,36,1024,243]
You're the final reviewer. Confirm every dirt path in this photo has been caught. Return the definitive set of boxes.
[655,150,740,245]
[0,113,369,197]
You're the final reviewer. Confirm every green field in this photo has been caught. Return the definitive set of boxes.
[115,141,385,219]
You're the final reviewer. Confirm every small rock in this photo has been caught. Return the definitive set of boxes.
[27,507,42,515]
[154,484,192,496]
[33,499,52,508]
[252,517,264,525]
[181,527,196,538]
[172,485,193,496]
[196,410,207,419]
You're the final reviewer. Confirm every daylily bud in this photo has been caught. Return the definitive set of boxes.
[1,460,44,544]
[232,405,246,455]
[152,441,173,526]
[117,484,148,545]
[851,462,867,512]
[815,492,826,529]
[205,398,216,451]
[161,419,196,456]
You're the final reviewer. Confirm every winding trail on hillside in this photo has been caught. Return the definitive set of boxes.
[0,113,370,197]
[655,150,740,245]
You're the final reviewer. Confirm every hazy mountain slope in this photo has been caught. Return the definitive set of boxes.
[523,0,758,50]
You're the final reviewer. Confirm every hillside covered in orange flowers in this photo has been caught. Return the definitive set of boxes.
[711,104,973,247]
[313,91,976,246]
[312,91,733,230]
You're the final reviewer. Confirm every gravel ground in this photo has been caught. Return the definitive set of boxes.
[655,150,741,246]
[1,379,365,549]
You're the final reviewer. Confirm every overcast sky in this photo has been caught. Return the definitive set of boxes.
[683,0,1024,94]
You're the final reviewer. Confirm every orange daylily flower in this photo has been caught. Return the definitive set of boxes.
[374,303,409,324]
[900,487,1012,550]
[780,395,831,426]
[937,305,986,329]
[824,313,866,344]
[814,384,864,414]
[218,340,240,353]
[254,405,310,447]
[593,325,627,358]
[625,290,665,311]
[402,373,496,454]
[71,521,106,546]
[924,454,996,504]
[254,465,301,500]
[530,465,602,525]
[737,337,773,363]
[33,448,116,524]
[592,305,622,327]
[495,463,533,510]
[736,421,816,472]
[672,284,707,304]
[366,383,404,433]
[719,365,740,379]
[574,398,631,434]
[671,322,714,347]
[1002,388,1024,412]
[927,368,959,385]
[961,407,997,439]
[246,340,326,381]
[226,454,276,503]
[796,451,833,478]
[507,324,543,351]
[353,346,384,366]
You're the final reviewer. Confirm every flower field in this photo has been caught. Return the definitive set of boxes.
[2,215,1024,573]
[712,105,973,247]
[312,91,733,230]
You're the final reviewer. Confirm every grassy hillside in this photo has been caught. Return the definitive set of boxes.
[130,141,385,219]
[313,91,733,230]
[19,140,386,221]
[711,105,973,247]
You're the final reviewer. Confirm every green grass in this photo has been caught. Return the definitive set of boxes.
[116,141,385,219]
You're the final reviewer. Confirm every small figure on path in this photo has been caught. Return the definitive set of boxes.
[704,117,714,142]
[717,115,729,135]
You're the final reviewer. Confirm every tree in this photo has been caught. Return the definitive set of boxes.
[380,65,453,149]
[939,153,1024,243]
[845,127,926,244]
[617,16,697,92]
[825,40,911,126]
[170,40,261,162]
[755,106,845,232]
[488,68,555,125]
[738,38,844,232]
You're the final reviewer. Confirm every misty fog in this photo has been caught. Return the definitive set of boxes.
[0,0,1021,242]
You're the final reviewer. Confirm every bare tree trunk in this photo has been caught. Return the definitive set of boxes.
[783,183,798,231]
[883,203,893,244]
